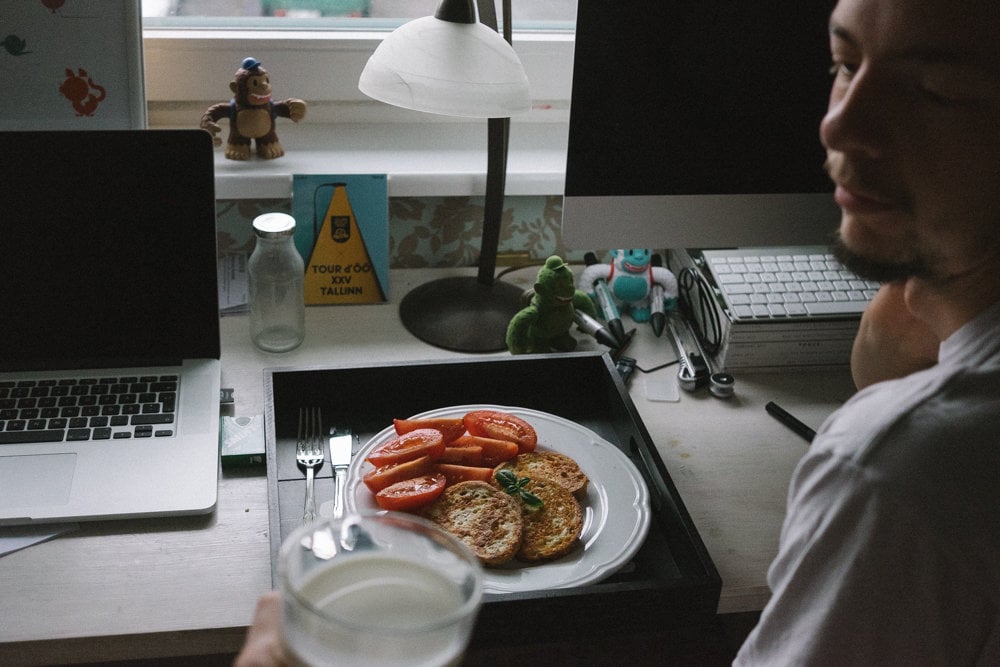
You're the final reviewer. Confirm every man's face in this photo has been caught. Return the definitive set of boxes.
[821,0,1000,283]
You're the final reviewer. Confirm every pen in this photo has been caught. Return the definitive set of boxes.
[765,401,816,443]
[573,309,621,349]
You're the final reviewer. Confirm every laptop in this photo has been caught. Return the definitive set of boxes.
[0,129,221,525]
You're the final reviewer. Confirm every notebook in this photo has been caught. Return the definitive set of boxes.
[0,129,222,525]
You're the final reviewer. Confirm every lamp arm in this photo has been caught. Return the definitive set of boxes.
[478,117,509,287]
[476,0,498,31]
[475,0,513,287]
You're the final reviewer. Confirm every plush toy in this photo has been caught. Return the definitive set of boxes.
[506,256,598,355]
[578,249,678,323]
[200,57,306,160]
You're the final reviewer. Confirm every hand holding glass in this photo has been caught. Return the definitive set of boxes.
[279,512,483,667]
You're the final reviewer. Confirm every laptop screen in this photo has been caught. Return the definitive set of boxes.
[0,130,220,371]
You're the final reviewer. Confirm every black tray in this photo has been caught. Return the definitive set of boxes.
[264,352,720,646]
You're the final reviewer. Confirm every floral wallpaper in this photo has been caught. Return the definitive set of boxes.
[216,194,589,268]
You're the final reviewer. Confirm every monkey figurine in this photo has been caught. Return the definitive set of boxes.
[579,249,678,323]
[201,57,306,160]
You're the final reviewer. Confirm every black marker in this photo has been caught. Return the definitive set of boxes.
[765,401,816,443]
[584,251,626,347]
[649,253,666,337]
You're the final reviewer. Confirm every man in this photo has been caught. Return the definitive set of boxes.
[736,0,1000,663]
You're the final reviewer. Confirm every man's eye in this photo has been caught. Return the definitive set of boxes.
[829,62,858,78]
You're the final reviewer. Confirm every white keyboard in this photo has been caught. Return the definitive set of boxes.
[700,247,879,322]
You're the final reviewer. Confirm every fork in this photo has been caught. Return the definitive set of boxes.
[295,407,324,523]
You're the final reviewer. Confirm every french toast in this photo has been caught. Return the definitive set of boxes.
[422,481,523,566]
[494,450,589,495]
[516,478,584,562]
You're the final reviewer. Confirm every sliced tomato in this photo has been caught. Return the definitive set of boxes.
[434,463,496,486]
[375,473,447,511]
[366,429,445,467]
[439,445,485,466]
[463,410,538,453]
[363,455,435,493]
[393,417,467,444]
[449,435,519,466]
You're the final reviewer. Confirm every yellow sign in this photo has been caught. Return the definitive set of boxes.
[304,183,386,305]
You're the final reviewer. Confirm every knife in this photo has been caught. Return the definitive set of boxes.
[329,429,354,519]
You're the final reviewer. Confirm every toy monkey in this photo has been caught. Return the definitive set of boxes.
[201,57,306,160]
[506,256,598,355]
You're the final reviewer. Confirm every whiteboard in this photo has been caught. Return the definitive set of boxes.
[2,0,146,130]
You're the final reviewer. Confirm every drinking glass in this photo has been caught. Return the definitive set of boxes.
[279,512,483,667]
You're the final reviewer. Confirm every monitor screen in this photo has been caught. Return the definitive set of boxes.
[561,0,840,251]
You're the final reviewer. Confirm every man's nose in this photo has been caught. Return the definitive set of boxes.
[820,65,890,159]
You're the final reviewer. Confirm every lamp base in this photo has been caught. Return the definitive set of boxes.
[398,276,526,352]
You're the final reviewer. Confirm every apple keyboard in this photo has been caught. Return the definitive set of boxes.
[700,246,879,322]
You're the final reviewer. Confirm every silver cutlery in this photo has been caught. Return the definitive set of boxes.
[329,428,354,519]
[295,407,324,523]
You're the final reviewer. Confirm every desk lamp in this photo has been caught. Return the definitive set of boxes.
[358,0,531,352]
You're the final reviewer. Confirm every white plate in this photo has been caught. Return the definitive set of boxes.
[345,405,652,595]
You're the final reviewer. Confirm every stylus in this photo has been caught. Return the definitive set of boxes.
[765,401,816,443]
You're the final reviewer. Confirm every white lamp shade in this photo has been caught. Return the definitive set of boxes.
[359,16,531,118]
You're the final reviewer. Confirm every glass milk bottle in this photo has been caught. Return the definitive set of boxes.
[248,213,305,352]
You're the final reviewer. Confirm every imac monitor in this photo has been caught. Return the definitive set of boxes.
[561,0,840,250]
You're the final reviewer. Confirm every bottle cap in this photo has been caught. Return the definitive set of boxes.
[252,212,296,238]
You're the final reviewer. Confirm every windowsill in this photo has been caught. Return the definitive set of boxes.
[187,120,568,200]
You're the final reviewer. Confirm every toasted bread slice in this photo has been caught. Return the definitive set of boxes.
[495,450,589,495]
[516,478,583,562]
[422,481,523,566]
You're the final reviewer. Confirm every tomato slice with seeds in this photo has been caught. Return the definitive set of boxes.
[463,410,537,453]
[363,455,435,493]
[374,473,447,511]
[393,417,467,444]
[366,428,445,467]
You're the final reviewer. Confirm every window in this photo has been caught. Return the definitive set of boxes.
[142,0,576,126]
[141,0,575,198]
[141,1,575,29]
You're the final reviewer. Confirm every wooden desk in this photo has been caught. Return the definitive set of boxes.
[0,268,856,665]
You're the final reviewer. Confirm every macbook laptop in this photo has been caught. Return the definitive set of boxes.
[0,129,221,525]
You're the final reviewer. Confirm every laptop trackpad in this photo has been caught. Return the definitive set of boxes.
[0,453,76,509]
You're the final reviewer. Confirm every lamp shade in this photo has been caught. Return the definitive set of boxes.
[358,15,531,118]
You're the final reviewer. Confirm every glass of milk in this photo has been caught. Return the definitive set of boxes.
[278,511,483,667]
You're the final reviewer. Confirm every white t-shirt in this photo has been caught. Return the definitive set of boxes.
[736,301,1000,666]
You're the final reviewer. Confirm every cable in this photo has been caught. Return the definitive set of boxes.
[677,265,723,356]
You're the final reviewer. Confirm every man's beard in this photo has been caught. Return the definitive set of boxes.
[824,155,931,283]
[831,235,932,283]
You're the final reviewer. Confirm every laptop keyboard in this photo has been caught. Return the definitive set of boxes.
[700,247,880,321]
[0,375,177,445]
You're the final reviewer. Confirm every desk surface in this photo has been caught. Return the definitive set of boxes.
[0,267,856,664]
